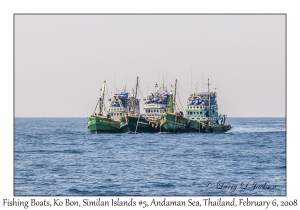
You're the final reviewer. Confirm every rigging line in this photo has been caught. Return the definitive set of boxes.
[177,87,184,112]
[177,79,192,86]
[103,84,110,115]
[138,86,145,100]
[93,98,100,115]
[179,87,185,110]
[135,114,141,134]
[137,81,144,97]
[140,77,155,87]
[177,83,189,95]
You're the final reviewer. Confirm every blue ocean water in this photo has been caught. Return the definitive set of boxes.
[14,118,286,196]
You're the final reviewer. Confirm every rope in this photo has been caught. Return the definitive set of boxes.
[135,114,141,134]
[93,98,100,115]
[174,115,177,132]
[178,82,189,95]
[177,87,184,112]
[125,116,130,132]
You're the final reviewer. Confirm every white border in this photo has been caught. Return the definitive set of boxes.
[1,0,298,209]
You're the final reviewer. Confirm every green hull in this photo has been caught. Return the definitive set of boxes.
[203,123,231,133]
[88,116,122,133]
[159,113,188,133]
[188,119,232,133]
[186,120,203,132]
[126,116,156,133]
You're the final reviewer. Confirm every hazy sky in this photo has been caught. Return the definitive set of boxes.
[15,14,285,117]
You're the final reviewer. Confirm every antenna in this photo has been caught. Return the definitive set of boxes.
[191,68,192,94]
[158,69,160,90]
[114,73,116,94]
[166,67,167,91]
[163,75,164,91]
[206,78,212,93]
[202,72,204,91]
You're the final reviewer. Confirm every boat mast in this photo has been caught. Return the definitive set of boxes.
[206,78,211,118]
[99,80,106,115]
[169,91,174,113]
[163,75,164,91]
[173,79,177,113]
[132,76,139,113]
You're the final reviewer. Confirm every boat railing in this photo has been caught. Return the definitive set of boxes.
[108,107,125,111]
[186,105,218,110]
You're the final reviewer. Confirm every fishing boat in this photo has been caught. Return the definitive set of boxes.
[130,83,171,132]
[87,80,133,133]
[125,77,158,133]
[159,79,191,133]
[143,88,170,120]
[185,78,232,133]
[88,80,123,133]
